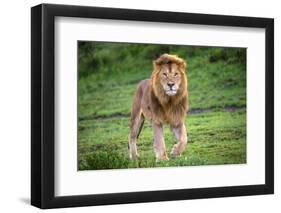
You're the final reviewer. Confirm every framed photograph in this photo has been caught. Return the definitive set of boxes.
[31,3,274,209]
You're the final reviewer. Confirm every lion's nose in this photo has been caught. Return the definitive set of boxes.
[167,83,175,89]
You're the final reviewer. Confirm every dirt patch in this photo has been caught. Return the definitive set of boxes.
[79,105,246,122]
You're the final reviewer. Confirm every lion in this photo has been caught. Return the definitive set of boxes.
[129,53,188,161]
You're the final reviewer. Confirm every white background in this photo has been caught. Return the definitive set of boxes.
[0,0,279,212]
[55,18,265,196]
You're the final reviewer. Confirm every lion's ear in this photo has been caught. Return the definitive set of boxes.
[153,60,160,70]
[154,57,162,66]
[179,59,187,71]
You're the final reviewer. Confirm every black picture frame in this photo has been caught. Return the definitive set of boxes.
[31,3,274,209]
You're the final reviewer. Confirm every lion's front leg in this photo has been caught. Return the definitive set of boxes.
[171,122,188,158]
[152,122,169,161]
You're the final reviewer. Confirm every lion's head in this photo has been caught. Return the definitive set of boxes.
[151,54,187,102]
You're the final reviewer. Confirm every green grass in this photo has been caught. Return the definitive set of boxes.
[78,42,246,170]
[78,110,246,170]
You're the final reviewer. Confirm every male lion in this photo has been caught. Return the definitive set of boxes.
[129,54,188,161]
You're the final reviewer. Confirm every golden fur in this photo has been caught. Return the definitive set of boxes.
[129,54,189,160]
[150,54,188,125]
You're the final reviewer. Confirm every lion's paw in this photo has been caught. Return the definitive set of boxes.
[129,151,139,160]
[156,153,169,162]
[170,144,181,159]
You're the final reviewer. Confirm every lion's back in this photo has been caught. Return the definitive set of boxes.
[136,79,150,98]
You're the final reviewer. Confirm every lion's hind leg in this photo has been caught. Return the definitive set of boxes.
[129,84,145,160]
[129,113,144,160]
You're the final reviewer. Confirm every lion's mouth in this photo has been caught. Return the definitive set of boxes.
[166,90,177,96]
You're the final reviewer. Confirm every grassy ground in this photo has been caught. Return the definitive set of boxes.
[78,42,246,170]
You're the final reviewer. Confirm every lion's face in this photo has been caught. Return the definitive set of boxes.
[159,63,182,96]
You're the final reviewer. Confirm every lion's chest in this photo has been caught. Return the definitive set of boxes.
[141,87,187,127]
[152,105,184,127]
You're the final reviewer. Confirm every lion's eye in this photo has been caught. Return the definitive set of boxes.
[163,73,168,77]
[174,73,178,77]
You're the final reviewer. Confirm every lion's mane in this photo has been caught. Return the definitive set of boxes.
[149,54,188,126]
